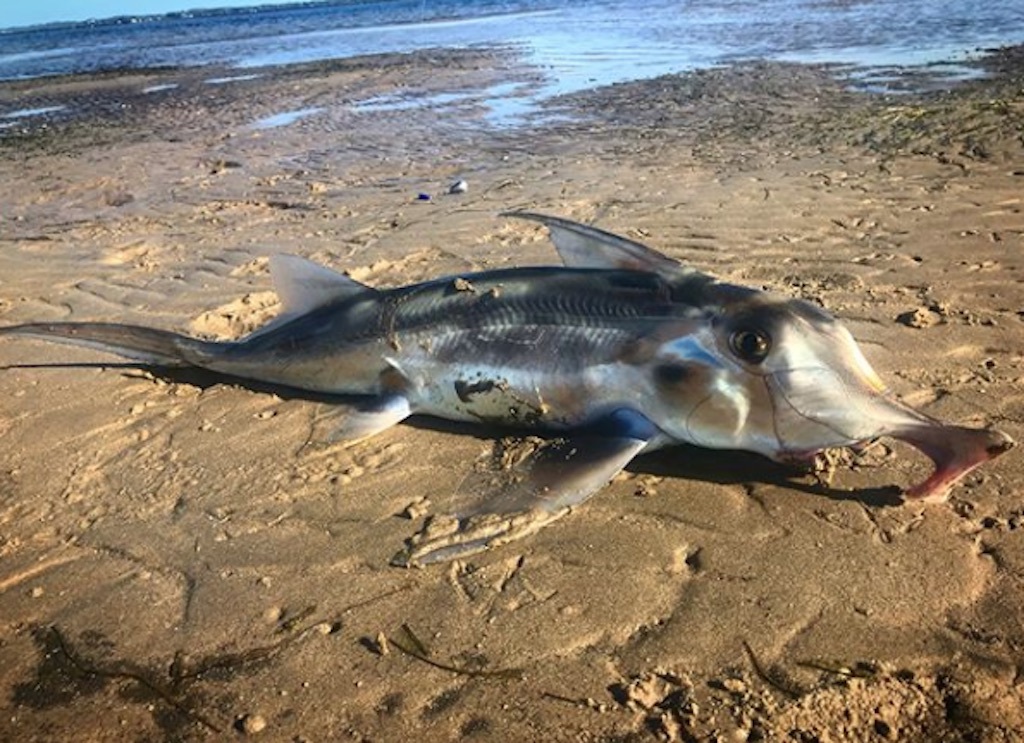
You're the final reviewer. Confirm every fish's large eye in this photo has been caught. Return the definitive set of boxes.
[729,328,771,364]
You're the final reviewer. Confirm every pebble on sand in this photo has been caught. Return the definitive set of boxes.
[239,713,267,735]
[896,307,943,328]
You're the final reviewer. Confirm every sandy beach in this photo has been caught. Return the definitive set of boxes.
[1,44,1023,741]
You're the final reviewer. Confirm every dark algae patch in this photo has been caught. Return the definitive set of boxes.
[13,620,340,738]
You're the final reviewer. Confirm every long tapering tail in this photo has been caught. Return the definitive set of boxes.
[0,322,221,367]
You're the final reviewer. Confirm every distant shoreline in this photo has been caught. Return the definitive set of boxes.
[2,41,1022,160]
[0,47,528,152]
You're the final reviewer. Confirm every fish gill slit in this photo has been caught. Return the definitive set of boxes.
[684,391,717,445]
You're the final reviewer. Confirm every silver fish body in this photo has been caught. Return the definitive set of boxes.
[0,213,1012,564]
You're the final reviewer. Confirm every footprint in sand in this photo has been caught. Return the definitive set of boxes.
[334,442,408,485]
[898,387,945,408]
[100,242,160,271]
[229,256,271,278]
[295,430,408,486]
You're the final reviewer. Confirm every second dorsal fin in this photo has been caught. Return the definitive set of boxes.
[269,254,376,315]
[237,255,378,342]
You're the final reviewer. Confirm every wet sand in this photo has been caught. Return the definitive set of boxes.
[1,46,1023,741]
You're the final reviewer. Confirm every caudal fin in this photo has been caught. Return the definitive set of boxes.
[0,322,219,367]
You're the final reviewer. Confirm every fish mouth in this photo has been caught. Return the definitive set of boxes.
[768,368,1014,501]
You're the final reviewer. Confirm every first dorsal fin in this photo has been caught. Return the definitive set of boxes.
[504,211,690,275]
[269,254,375,315]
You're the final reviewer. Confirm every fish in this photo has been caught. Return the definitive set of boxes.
[0,213,1013,566]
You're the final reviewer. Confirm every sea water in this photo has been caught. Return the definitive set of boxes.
[0,0,1022,107]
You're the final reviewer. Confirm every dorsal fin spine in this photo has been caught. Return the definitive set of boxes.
[503,211,696,276]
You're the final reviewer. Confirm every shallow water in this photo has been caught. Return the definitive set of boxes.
[0,0,1021,121]
[1,105,66,118]
[249,106,325,129]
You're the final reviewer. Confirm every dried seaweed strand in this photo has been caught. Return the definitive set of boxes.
[795,659,877,678]
[540,691,601,709]
[176,620,330,682]
[400,622,432,657]
[50,626,222,733]
[741,640,803,699]
[387,632,524,680]
[277,604,317,634]
[540,691,582,705]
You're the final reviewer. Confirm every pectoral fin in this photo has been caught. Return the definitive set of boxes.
[393,429,650,566]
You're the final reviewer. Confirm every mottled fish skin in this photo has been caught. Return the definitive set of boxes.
[0,213,1013,565]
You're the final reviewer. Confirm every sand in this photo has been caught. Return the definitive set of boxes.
[1,46,1023,741]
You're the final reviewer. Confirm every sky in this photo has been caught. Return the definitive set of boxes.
[3,1,302,30]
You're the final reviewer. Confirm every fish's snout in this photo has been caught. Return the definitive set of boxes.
[986,430,1016,458]
[894,422,1014,502]
[765,361,1014,501]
